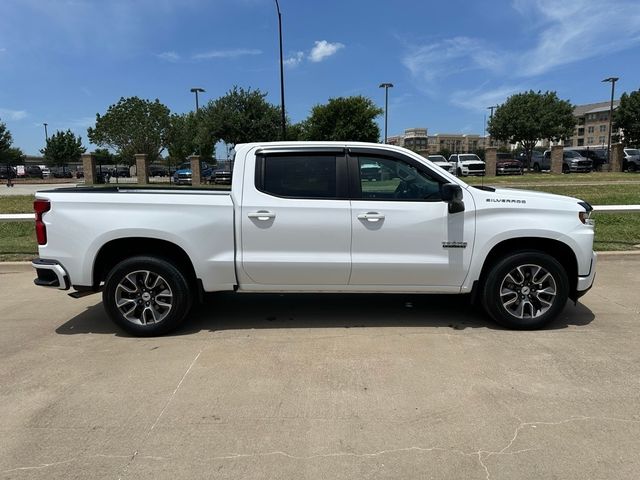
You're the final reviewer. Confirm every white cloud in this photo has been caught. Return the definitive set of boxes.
[0,47,6,53]
[157,51,180,62]
[517,0,640,76]
[284,51,304,68]
[192,48,262,60]
[403,37,504,85]
[450,84,524,112]
[309,40,344,62]
[403,0,640,104]
[0,108,27,121]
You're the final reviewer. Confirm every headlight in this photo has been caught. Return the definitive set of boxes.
[579,211,594,226]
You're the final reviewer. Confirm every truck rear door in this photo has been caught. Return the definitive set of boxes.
[239,148,351,286]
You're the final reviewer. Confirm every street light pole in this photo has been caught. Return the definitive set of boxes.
[602,77,619,162]
[43,123,48,143]
[190,87,205,111]
[275,0,286,140]
[379,83,393,143]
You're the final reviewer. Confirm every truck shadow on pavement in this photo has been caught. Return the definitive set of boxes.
[56,293,595,337]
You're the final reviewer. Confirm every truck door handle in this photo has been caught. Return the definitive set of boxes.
[357,212,385,222]
[248,210,276,221]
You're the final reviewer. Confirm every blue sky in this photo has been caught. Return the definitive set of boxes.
[1,0,639,156]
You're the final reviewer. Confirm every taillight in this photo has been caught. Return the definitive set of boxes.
[34,199,51,245]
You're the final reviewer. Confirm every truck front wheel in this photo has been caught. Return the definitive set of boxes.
[482,251,568,330]
[103,256,193,336]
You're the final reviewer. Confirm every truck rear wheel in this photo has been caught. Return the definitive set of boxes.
[103,256,193,336]
[482,251,568,330]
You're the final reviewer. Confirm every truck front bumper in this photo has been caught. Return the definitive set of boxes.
[576,251,597,298]
[32,258,70,290]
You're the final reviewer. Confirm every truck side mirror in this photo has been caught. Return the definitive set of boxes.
[441,183,465,214]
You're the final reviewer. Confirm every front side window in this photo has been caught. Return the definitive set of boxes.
[357,156,442,201]
[261,155,337,198]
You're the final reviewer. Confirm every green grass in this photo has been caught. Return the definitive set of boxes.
[0,195,34,214]
[466,171,639,185]
[0,222,37,261]
[521,184,640,205]
[592,213,640,251]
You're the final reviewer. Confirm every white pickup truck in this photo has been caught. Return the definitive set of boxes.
[32,142,596,335]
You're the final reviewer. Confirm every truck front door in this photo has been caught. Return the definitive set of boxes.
[348,151,475,288]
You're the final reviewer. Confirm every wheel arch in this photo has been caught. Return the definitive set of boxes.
[474,237,578,302]
[92,237,199,292]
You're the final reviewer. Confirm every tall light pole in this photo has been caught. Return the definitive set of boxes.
[190,87,205,111]
[275,0,286,140]
[602,77,619,162]
[43,123,48,143]
[379,83,393,143]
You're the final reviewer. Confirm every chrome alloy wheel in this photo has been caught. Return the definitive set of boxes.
[499,264,557,319]
[114,270,173,325]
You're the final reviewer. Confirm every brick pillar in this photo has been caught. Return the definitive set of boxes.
[484,147,497,177]
[189,155,202,186]
[81,153,97,185]
[550,145,563,174]
[135,154,149,185]
[610,143,623,172]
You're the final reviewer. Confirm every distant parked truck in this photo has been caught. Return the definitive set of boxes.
[540,150,592,173]
[495,153,524,176]
[448,153,486,176]
[623,148,640,172]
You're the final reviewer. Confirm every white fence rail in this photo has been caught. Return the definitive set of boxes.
[1,205,640,223]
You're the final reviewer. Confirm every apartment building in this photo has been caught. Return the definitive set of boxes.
[564,100,620,148]
[387,128,490,154]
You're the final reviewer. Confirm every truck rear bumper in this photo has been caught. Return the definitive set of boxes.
[32,258,70,290]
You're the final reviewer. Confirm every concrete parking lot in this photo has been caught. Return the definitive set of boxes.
[1,256,639,479]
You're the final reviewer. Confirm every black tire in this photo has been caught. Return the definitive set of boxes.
[457,167,463,177]
[628,162,637,173]
[533,163,540,172]
[481,251,569,330]
[562,164,570,174]
[103,256,193,336]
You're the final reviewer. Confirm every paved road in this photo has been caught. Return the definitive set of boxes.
[1,257,639,479]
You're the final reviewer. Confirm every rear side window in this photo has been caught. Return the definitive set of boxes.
[260,155,337,198]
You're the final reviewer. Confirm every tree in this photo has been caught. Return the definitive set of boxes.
[40,129,86,171]
[488,90,575,167]
[87,97,171,165]
[614,89,640,147]
[0,120,24,181]
[199,86,280,148]
[301,96,383,142]
[167,113,195,163]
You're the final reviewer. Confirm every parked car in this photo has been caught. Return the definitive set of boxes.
[110,166,131,177]
[568,147,607,171]
[32,141,596,336]
[51,167,73,178]
[623,148,640,172]
[149,166,169,177]
[211,164,233,184]
[427,155,454,173]
[360,162,382,181]
[0,164,17,179]
[495,153,524,176]
[40,166,51,178]
[449,153,485,176]
[172,161,214,185]
[541,150,592,173]
[20,165,44,179]
[519,151,544,171]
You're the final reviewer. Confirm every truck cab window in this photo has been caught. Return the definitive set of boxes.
[261,155,337,198]
[357,156,442,201]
